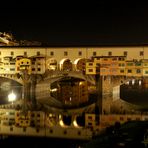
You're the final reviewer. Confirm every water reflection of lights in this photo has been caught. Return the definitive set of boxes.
[8,91,16,103]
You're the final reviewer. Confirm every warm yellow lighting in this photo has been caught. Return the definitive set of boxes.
[50,88,58,92]
[132,79,135,85]
[59,120,65,127]
[73,120,79,127]
[139,80,142,86]
[8,91,16,103]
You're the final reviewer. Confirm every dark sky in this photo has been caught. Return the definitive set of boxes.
[1,1,148,46]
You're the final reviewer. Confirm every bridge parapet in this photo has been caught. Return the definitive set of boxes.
[0,74,23,84]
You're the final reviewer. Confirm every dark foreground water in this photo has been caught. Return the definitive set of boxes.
[0,136,88,148]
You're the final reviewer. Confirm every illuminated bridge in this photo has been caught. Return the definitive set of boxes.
[0,68,147,139]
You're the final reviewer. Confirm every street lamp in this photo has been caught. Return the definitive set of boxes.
[8,91,16,104]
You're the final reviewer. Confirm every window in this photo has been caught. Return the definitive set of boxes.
[0,51,1,55]
[50,51,54,56]
[88,122,92,126]
[120,70,124,73]
[36,129,39,133]
[103,58,108,61]
[37,51,40,56]
[140,51,144,56]
[124,51,127,56]
[135,62,141,66]
[120,117,124,121]
[63,130,67,134]
[50,129,53,133]
[89,63,93,66]
[108,51,112,56]
[10,63,15,65]
[37,114,40,117]
[127,63,133,66]
[11,51,14,56]
[78,51,82,56]
[127,69,132,73]
[24,52,27,56]
[119,57,125,61]
[88,116,92,120]
[112,57,117,61]
[10,68,15,71]
[38,68,41,71]
[88,69,93,72]
[93,51,96,56]
[23,128,26,132]
[32,68,35,71]
[10,127,13,131]
[64,51,68,56]
[136,69,141,73]
[78,131,81,136]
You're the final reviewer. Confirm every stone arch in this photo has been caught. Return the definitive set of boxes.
[59,58,72,71]
[74,58,86,72]
[46,58,57,70]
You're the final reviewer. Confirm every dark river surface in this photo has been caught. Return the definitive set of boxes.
[120,83,148,109]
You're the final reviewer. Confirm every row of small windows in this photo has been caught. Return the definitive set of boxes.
[88,68,148,74]
[0,51,145,57]
[93,51,144,56]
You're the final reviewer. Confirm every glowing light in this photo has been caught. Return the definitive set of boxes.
[79,82,83,85]
[59,115,65,127]
[50,88,57,92]
[139,80,142,86]
[132,79,135,85]
[73,120,78,127]
[8,91,16,103]
[126,81,129,85]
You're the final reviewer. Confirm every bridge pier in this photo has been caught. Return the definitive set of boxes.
[96,75,113,114]
[30,75,37,109]
[96,75,125,115]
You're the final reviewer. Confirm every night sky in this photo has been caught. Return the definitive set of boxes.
[1,1,148,46]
